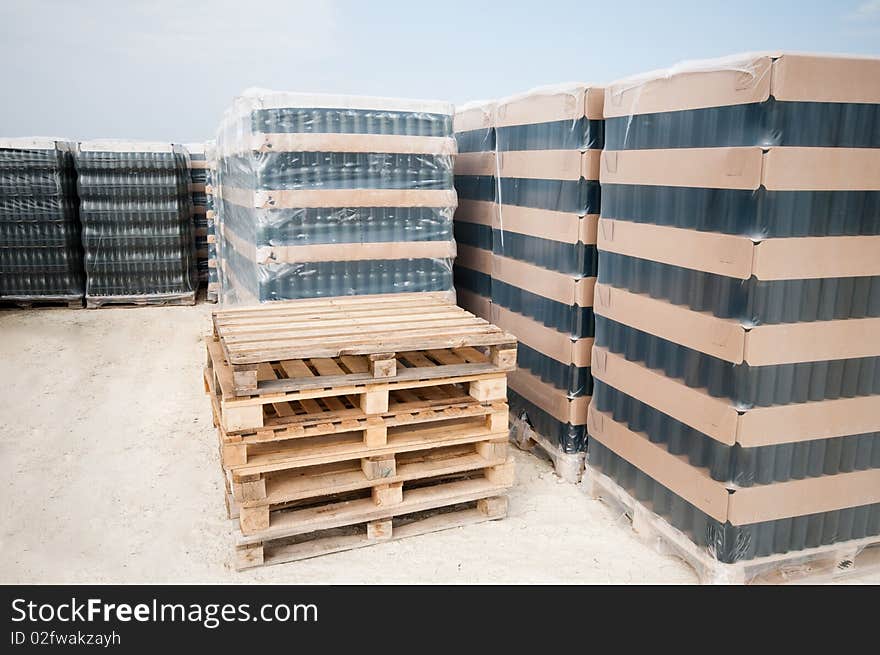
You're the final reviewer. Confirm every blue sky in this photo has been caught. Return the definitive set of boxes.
[1,0,878,140]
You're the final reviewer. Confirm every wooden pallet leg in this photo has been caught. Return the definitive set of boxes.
[361,454,396,480]
[221,441,248,467]
[367,519,393,541]
[476,438,508,460]
[222,404,264,432]
[372,482,403,506]
[364,418,388,447]
[486,407,509,432]
[490,344,517,369]
[225,492,240,520]
[369,353,396,378]
[236,543,264,570]
[232,365,259,394]
[240,505,270,533]
[469,377,507,402]
[360,386,389,414]
[232,474,267,502]
[477,496,508,519]
[485,460,515,485]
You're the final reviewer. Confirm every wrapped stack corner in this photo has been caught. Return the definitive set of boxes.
[588,52,880,582]
[204,293,517,569]
[491,85,604,479]
[74,141,197,308]
[214,91,458,305]
[452,101,496,320]
[0,138,84,307]
[205,141,218,303]
[184,142,210,289]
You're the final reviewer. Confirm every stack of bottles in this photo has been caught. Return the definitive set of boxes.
[490,85,604,454]
[0,138,84,304]
[214,90,457,304]
[74,141,197,307]
[452,101,496,320]
[184,142,210,286]
[588,53,880,565]
[204,141,219,303]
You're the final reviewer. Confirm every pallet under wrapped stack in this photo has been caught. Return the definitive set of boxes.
[74,141,197,307]
[452,101,496,320]
[491,85,604,481]
[214,91,458,304]
[203,293,516,568]
[184,142,210,290]
[0,138,85,307]
[587,52,880,583]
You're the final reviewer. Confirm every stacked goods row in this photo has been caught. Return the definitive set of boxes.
[0,138,85,307]
[203,293,517,568]
[74,141,197,307]
[587,52,880,582]
[205,143,219,303]
[184,142,210,288]
[452,101,495,320]
[214,91,458,305]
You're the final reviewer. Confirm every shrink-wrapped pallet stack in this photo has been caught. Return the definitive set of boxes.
[489,85,604,478]
[0,138,85,306]
[587,53,880,581]
[452,101,496,320]
[214,90,458,304]
[74,141,197,307]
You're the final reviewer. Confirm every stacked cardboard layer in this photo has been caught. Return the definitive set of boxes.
[184,142,210,286]
[452,101,495,320]
[0,138,84,304]
[588,52,880,564]
[74,141,197,307]
[489,85,605,454]
[214,91,458,304]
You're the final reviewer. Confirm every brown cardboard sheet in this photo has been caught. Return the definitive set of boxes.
[597,218,880,280]
[593,283,880,365]
[257,240,456,265]
[246,133,457,155]
[771,53,880,104]
[509,368,589,425]
[456,244,492,275]
[454,102,495,133]
[591,345,880,447]
[491,304,591,367]
[456,289,491,321]
[600,147,762,189]
[603,54,772,118]
[496,205,598,244]
[498,149,600,181]
[588,405,880,525]
[454,199,497,226]
[495,85,604,127]
[762,147,880,191]
[454,151,496,176]
[245,188,458,210]
[492,254,595,306]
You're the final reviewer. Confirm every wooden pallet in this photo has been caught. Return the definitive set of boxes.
[0,296,83,310]
[227,439,512,535]
[586,465,880,585]
[205,337,509,432]
[85,292,196,309]
[235,477,511,569]
[211,293,517,396]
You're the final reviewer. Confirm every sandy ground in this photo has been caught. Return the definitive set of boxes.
[0,303,875,585]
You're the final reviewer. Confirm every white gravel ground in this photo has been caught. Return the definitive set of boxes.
[0,303,874,584]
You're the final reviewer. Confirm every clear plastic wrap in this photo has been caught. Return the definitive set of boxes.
[590,52,880,565]
[74,140,197,305]
[204,140,218,302]
[215,89,457,304]
[183,142,209,284]
[0,138,85,301]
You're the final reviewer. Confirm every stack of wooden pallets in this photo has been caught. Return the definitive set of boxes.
[204,292,518,569]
